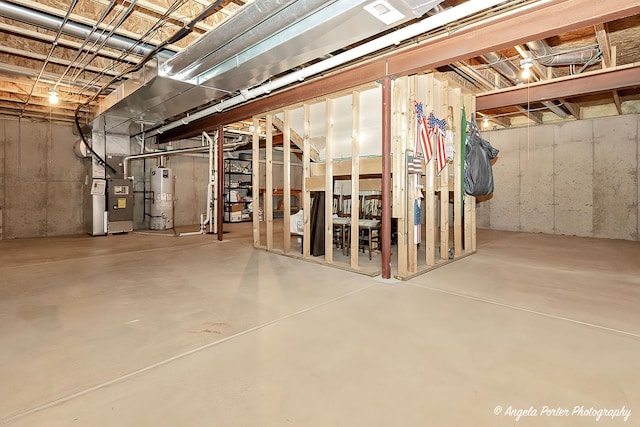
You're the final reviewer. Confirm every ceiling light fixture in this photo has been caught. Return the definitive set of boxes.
[48,91,59,104]
[520,57,533,80]
[483,117,490,129]
[364,0,405,25]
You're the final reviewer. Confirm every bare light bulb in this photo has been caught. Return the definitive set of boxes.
[521,66,531,80]
[483,117,489,129]
[48,91,59,104]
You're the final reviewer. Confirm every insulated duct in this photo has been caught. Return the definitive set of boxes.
[526,40,600,66]
[483,52,569,118]
[482,51,523,85]
[161,0,301,78]
[145,0,509,139]
[0,1,173,58]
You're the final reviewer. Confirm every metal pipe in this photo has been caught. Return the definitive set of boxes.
[0,1,173,58]
[526,40,600,66]
[123,145,212,177]
[381,76,392,280]
[146,0,509,140]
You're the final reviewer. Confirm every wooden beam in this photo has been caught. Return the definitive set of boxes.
[612,90,623,115]
[477,64,640,111]
[595,23,612,68]
[272,115,319,161]
[559,99,581,120]
[520,107,543,124]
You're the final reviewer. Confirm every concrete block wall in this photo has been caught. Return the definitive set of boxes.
[0,118,87,239]
[477,114,640,241]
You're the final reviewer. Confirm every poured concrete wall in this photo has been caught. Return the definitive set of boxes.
[476,114,640,241]
[0,118,87,239]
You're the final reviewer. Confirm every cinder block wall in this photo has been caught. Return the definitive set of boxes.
[0,118,87,239]
[476,114,640,241]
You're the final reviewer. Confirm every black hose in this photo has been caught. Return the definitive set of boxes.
[73,0,227,169]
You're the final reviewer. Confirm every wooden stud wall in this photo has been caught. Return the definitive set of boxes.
[251,74,477,278]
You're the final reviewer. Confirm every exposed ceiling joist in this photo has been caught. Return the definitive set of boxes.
[477,64,640,110]
[559,98,581,119]
[161,0,640,142]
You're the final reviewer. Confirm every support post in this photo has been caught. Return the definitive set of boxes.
[266,114,274,250]
[303,104,311,257]
[217,124,224,241]
[350,91,360,269]
[252,117,260,247]
[324,99,334,263]
[283,110,291,253]
[381,76,392,279]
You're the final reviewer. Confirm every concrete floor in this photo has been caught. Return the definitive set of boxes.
[1,225,639,426]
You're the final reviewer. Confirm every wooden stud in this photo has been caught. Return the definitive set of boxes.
[407,75,418,274]
[266,114,274,250]
[393,76,408,278]
[283,109,291,253]
[324,99,334,263]
[351,91,361,269]
[303,104,311,257]
[252,117,260,248]
[453,88,463,256]
[425,74,436,266]
[439,81,450,261]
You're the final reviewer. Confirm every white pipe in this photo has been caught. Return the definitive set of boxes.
[204,131,215,234]
[123,145,211,177]
[145,0,512,139]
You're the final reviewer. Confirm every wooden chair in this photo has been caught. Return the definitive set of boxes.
[359,194,382,260]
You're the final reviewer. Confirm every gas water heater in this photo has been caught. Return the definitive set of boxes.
[149,167,174,230]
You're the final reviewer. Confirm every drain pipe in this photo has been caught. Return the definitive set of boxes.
[122,145,212,178]
[145,0,509,140]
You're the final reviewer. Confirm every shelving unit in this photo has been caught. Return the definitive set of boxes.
[224,158,253,222]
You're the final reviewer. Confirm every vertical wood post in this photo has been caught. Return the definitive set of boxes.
[303,104,311,257]
[393,77,407,278]
[381,76,392,279]
[266,114,273,250]
[252,117,260,247]
[283,110,291,253]
[351,91,361,269]
[324,99,334,263]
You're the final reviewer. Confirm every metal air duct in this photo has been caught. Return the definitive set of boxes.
[526,40,600,66]
[161,0,301,78]
[483,52,569,118]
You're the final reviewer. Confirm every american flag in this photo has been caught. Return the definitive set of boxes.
[415,102,433,163]
[428,112,447,172]
[407,154,422,175]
